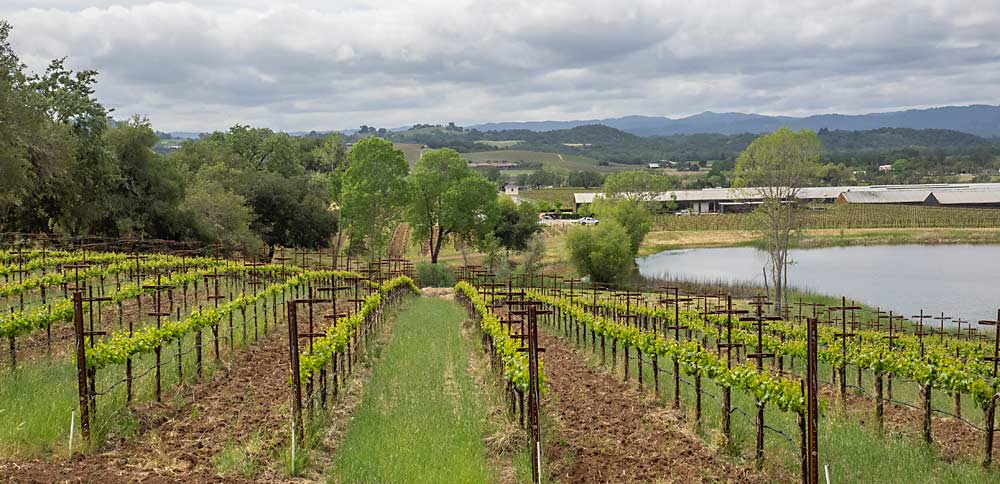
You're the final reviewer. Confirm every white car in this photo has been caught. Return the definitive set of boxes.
[577,217,599,225]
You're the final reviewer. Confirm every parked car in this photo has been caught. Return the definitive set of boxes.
[577,217,599,225]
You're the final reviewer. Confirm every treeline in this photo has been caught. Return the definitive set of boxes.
[0,21,547,264]
[0,22,339,251]
[384,122,1000,170]
[1,22,336,251]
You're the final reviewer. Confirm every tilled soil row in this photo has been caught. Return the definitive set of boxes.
[539,331,771,484]
[0,305,331,484]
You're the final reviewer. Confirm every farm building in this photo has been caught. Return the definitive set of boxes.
[574,183,1000,213]
[835,190,932,205]
[926,190,1000,208]
[501,183,525,196]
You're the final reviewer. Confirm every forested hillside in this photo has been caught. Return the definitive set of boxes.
[384,123,999,166]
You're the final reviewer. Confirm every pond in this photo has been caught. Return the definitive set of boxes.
[637,245,1000,326]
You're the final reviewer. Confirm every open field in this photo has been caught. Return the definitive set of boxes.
[461,149,627,172]
[653,204,1000,231]
[474,139,522,148]
[638,227,1000,254]
[394,142,429,165]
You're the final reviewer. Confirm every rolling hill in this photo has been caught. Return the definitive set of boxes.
[470,104,1000,138]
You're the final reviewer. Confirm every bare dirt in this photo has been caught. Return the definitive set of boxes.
[539,331,774,483]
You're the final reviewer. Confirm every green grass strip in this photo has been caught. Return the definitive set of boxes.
[329,297,490,483]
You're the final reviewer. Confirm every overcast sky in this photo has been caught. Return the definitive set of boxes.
[4,1,1000,132]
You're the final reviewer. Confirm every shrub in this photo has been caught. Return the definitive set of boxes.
[593,200,650,256]
[415,261,455,288]
[566,222,635,283]
[515,233,546,278]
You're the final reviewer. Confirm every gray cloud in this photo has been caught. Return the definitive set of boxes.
[4,0,1000,131]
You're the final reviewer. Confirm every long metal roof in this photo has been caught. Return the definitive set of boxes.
[573,182,1000,205]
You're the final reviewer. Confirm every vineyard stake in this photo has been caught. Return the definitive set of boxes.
[806,317,820,484]
[831,297,861,406]
[72,291,90,443]
[142,271,172,403]
[660,287,691,409]
[287,302,304,439]
[710,295,747,445]
[205,266,225,363]
[977,309,1000,467]
[743,295,779,468]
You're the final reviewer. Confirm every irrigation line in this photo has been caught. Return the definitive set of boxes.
[841,382,990,433]
[885,397,921,412]
[930,408,987,432]
[763,423,800,451]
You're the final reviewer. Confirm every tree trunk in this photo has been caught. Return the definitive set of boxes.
[431,230,448,264]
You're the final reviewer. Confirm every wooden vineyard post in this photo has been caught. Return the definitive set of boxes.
[829,298,861,408]
[660,287,692,409]
[799,381,808,484]
[142,271,171,402]
[81,289,109,417]
[205,266,225,363]
[977,309,1000,467]
[517,305,546,484]
[287,302,304,440]
[709,296,747,446]
[932,312,952,344]
[291,293,328,411]
[884,311,903,400]
[72,291,91,445]
[806,317,819,484]
[742,296,780,468]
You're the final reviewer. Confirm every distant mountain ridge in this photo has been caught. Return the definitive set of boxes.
[470,105,1000,138]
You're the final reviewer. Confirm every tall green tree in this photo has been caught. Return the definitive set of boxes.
[733,127,822,315]
[3,20,117,235]
[312,133,350,258]
[210,124,303,176]
[492,198,541,252]
[102,116,186,238]
[181,165,262,253]
[342,138,409,262]
[406,148,498,263]
[0,21,77,230]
